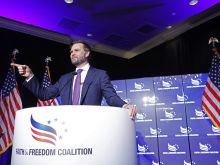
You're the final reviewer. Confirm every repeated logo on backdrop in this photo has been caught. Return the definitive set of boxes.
[112,73,220,165]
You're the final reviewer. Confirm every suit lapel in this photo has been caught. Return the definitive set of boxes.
[67,73,75,105]
[80,67,95,104]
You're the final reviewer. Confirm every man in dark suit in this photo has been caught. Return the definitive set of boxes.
[11,40,137,119]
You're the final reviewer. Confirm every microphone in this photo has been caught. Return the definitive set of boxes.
[49,71,77,105]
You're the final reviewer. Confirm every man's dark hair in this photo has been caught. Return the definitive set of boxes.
[70,40,92,52]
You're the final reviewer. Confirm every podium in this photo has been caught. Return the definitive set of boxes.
[11,105,137,165]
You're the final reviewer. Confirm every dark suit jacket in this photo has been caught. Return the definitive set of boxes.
[23,66,126,107]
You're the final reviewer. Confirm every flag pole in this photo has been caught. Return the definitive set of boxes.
[1,49,19,101]
[37,56,59,106]
[45,56,52,81]
[0,49,22,156]
[212,48,220,60]
[203,37,220,129]
[10,49,19,73]
[208,37,220,59]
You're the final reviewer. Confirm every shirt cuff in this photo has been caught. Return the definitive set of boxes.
[25,74,34,82]
[122,104,129,108]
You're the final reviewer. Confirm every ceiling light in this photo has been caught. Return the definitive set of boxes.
[64,0,73,4]
[166,26,172,29]
[172,12,176,16]
[189,0,198,6]
[87,33,93,37]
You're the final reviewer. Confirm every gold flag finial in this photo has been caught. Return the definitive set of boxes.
[208,37,219,48]
[11,48,19,72]
[44,56,52,81]
[11,49,19,63]
[208,37,220,59]
[45,56,52,66]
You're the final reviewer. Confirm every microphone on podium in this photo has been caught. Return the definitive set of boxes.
[49,71,77,105]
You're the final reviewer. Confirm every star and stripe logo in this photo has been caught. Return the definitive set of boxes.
[30,115,58,146]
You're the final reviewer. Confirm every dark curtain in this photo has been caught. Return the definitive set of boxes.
[0,15,220,106]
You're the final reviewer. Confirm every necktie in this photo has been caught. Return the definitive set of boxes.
[72,69,83,105]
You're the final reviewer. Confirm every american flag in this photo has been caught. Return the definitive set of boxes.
[37,66,59,106]
[202,49,220,129]
[0,67,22,154]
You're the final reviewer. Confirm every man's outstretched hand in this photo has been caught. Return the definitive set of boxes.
[11,63,33,78]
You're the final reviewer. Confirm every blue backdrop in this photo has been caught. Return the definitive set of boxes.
[103,73,220,165]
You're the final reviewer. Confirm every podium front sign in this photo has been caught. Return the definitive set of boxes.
[11,105,137,165]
